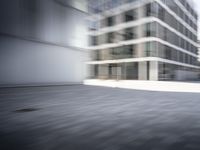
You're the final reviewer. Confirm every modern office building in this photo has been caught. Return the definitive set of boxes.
[198,40,200,62]
[0,0,88,87]
[87,0,200,81]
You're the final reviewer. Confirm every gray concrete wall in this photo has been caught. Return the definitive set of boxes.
[0,0,88,87]
[0,36,88,87]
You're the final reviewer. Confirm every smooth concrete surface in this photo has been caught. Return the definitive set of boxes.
[1,85,200,150]
[0,0,88,87]
[0,36,88,87]
[84,79,200,93]
[0,0,88,47]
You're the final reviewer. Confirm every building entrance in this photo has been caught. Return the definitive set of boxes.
[108,64,121,80]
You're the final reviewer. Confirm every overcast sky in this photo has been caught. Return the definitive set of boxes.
[192,0,200,39]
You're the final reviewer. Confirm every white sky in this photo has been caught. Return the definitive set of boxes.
[192,0,200,39]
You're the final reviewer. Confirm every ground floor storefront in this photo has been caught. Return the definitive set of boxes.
[88,61,199,81]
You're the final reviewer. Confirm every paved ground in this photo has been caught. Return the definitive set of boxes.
[0,85,200,150]
[84,79,200,93]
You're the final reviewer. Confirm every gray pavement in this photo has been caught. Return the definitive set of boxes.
[0,85,200,150]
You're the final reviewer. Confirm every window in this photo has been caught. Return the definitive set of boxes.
[125,28,133,40]
[145,42,151,57]
[145,42,157,57]
[107,16,115,26]
[123,45,134,58]
[165,46,171,60]
[158,4,164,20]
[91,50,100,60]
[185,15,189,25]
[146,23,151,37]
[179,52,183,62]
[111,45,135,59]
[151,22,157,37]
[163,28,167,41]
[98,34,106,44]
[146,3,151,16]
[88,20,98,31]
[151,2,159,17]
[180,24,183,34]
[144,23,157,37]
[90,36,97,46]
[107,32,114,43]
[112,46,123,59]
[124,10,135,22]
[180,38,184,49]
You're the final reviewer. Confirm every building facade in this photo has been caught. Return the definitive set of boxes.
[0,0,88,87]
[198,40,200,62]
[87,0,200,81]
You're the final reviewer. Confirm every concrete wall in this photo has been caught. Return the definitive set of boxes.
[0,0,88,87]
[0,36,88,86]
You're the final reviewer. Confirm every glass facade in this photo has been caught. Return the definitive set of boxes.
[158,62,199,80]
[89,62,138,80]
[91,45,137,60]
[88,0,199,80]
[88,0,139,14]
